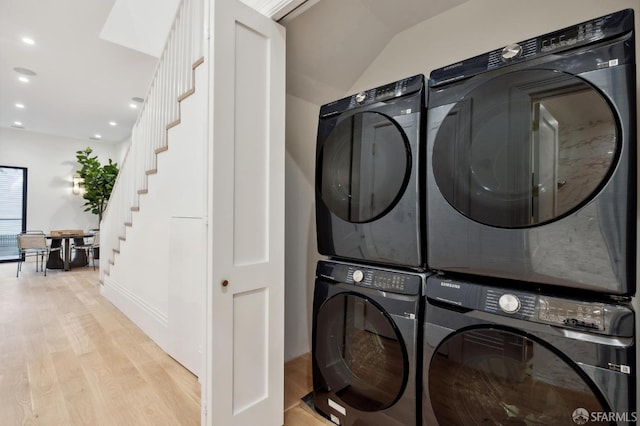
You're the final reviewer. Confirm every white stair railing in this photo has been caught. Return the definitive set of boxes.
[101,0,204,277]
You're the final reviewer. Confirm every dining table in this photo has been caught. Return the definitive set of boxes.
[46,231,93,271]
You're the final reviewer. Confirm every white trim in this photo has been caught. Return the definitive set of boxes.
[239,0,313,20]
[101,276,169,349]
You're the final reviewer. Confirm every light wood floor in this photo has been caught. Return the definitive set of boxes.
[0,260,200,425]
[284,353,333,426]
[0,259,331,425]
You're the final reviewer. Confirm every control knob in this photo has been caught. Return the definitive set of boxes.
[501,43,522,60]
[353,270,364,283]
[498,294,521,314]
[355,91,367,104]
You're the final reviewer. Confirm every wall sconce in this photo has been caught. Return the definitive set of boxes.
[72,175,83,195]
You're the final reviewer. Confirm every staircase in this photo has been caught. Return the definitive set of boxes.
[101,0,204,277]
[98,0,207,375]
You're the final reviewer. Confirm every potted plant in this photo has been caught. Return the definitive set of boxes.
[75,147,119,259]
[75,147,119,223]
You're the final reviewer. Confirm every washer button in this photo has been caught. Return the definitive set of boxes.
[353,270,364,283]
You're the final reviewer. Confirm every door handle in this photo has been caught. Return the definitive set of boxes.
[222,279,229,287]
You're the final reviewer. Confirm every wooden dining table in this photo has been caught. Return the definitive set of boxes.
[46,231,93,271]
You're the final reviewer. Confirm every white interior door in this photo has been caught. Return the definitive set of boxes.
[205,0,285,425]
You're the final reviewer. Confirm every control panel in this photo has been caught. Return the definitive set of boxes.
[429,9,634,86]
[319,74,424,117]
[347,78,412,109]
[317,261,422,296]
[426,276,633,337]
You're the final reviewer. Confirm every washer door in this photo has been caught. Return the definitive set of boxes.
[315,292,408,411]
[428,328,611,425]
[318,111,411,223]
[432,69,618,228]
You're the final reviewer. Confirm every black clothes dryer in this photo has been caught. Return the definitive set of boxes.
[312,260,427,426]
[426,9,636,294]
[315,75,426,269]
[422,275,635,425]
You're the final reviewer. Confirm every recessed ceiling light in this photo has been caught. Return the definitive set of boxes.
[131,97,144,103]
[21,37,35,45]
[94,134,102,139]
[109,121,117,126]
[18,76,29,83]
[14,67,37,76]
[14,121,23,126]
[129,103,138,109]
[15,103,25,109]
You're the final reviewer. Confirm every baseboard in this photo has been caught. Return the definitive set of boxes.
[101,276,170,350]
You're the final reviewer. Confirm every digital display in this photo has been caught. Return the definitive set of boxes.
[537,297,605,331]
[540,18,605,53]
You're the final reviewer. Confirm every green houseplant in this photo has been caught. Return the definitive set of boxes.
[75,147,119,223]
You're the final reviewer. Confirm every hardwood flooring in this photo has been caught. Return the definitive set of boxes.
[0,259,331,425]
[283,353,333,426]
[0,260,200,425]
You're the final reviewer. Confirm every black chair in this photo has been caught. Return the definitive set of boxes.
[73,231,100,270]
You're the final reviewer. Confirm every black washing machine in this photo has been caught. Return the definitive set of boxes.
[315,75,426,269]
[312,260,427,425]
[423,275,635,425]
[426,9,636,294]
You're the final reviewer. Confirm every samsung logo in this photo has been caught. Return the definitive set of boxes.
[440,281,460,289]
[443,62,463,71]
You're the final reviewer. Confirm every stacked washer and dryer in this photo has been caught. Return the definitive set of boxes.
[311,8,636,426]
[423,9,636,425]
[312,74,430,426]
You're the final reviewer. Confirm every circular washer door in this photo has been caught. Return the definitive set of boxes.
[319,111,411,223]
[428,327,611,425]
[432,69,619,228]
[315,292,408,411]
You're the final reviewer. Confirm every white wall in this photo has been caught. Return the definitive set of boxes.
[283,0,639,360]
[0,127,122,232]
[284,93,324,361]
[351,0,639,93]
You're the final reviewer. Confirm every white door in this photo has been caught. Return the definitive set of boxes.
[204,0,286,425]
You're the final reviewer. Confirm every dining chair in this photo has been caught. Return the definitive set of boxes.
[16,232,61,277]
[73,231,100,270]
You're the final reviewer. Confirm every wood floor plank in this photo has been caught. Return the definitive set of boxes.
[135,361,200,425]
[79,349,147,426]
[0,362,35,425]
[27,349,71,425]
[60,312,95,356]
[50,349,100,425]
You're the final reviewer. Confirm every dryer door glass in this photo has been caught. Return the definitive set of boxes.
[432,69,618,228]
[315,293,408,411]
[319,111,411,223]
[428,328,610,425]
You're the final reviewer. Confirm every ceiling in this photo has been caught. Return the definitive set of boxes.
[0,0,467,144]
[0,0,173,144]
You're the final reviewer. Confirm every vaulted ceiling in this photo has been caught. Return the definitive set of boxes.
[282,0,468,105]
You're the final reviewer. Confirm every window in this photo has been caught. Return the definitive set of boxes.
[0,166,27,262]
